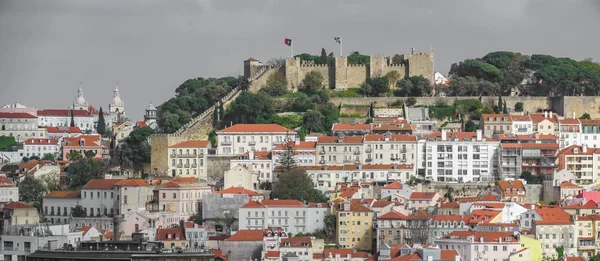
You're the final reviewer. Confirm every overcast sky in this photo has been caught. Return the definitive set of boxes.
[1,0,599,120]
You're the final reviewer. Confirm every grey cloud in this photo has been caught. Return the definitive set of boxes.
[0,0,598,120]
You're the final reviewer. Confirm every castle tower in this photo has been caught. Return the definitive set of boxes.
[109,84,125,115]
[334,56,348,90]
[144,101,157,124]
[244,58,262,79]
[72,85,88,110]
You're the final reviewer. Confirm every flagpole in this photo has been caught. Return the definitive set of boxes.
[340,37,343,57]
[291,39,294,58]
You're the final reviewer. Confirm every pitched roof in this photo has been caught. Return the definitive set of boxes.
[496,180,525,191]
[217,124,294,133]
[234,151,272,161]
[37,109,90,117]
[169,140,210,148]
[46,126,82,134]
[265,251,280,258]
[82,179,124,189]
[535,208,571,221]
[317,135,363,144]
[241,200,265,208]
[444,231,518,243]
[114,179,148,187]
[562,200,598,209]
[171,177,199,183]
[372,201,394,208]
[4,202,35,209]
[225,230,264,241]
[559,181,582,189]
[63,135,102,148]
[281,236,312,247]
[338,202,372,213]
[23,138,58,145]
[0,112,37,118]
[364,134,416,142]
[377,211,409,220]
[332,124,372,131]
[156,227,186,241]
[217,186,261,196]
[261,199,304,207]
[530,113,558,124]
[273,141,316,150]
[409,192,438,200]
[383,181,404,189]
[558,118,581,125]
[43,190,81,199]
[0,176,15,187]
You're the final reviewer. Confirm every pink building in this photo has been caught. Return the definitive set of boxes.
[62,134,103,159]
[576,190,600,203]
[435,231,520,261]
[155,177,211,214]
[408,192,441,210]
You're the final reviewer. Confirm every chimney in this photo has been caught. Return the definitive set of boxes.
[295,138,300,145]
[583,145,588,153]
[113,215,121,242]
[530,204,535,210]
[550,111,553,118]
[476,130,482,141]
[544,111,548,118]
[573,111,576,119]
[441,131,447,141]
[249,149,254,160]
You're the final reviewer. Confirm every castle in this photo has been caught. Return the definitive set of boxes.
[244,50,434,91]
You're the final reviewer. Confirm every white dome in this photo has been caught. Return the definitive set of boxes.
[146,102,157,111]
[74,87,87,107]
[110,86,124,106]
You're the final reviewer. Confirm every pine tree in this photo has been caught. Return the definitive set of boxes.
[320,48,327,64]
[97,107,106,135]
[70,110,75,127]
[212,107,218,126]
[502,101,508,114]
[497,93,503,114]
[276,133,297,173]
[218,102,224,120]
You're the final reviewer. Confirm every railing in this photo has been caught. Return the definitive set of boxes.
[366,148,372,153]
[184,164,190,168]
[400,148,407,153]
[220,141,232,146]
[177,164,182,168]
[192,164,197,168]
[366,158,372,162]
[170,154,176,158]
[319,160,325,164]
[249,141,256,146]
[319,151,325,155]
[353,150,361,155]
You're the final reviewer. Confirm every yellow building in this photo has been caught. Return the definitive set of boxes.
[575,215,600,259]
[167,140,211,179]
[518,234,542,261]
[335,202,373,252]
[2,202,39,228]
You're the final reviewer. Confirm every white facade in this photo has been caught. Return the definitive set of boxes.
[229,150,273,184]
[305,164,415,193]
[37,111,95,132]
[0,177,18,202]
[167,141,210,179]
[510,115,533,135]
[238,200,328,235]
[216,124,296,155]
[0,224,81,261]
[272,140,316,167]
[0,112,44,142]
[42,191,81,225]
[558,119,582,149]
[417,131,500,182]
[363,134,417,167]
[533,222,577,258]
[21,137,61,158]
[224,165,258,191]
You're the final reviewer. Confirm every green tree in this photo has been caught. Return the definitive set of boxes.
[219,102,224,121]
[40,171,61,192]
[222,212,238,234]
[385,71,402,89]
[42,153,55,162]
[497,93,503,113]
[97,107,106,136]
[324,214,336,238]
[502,101,508,114]
[520,171,543,184]
[405,97,417,107]
[290,93,315,112]
[514,102,524,112]
[67,159,106,189]
[1,164,18,178]
[311,90,330,104]
[392,54,404,64]
[71,205,86,217]
[302,110,325,133]
[449,59,502,83]
[481,106,495,114]
[223,92,275,124]
[396,76,432,97]
[212,106,218,126]
[30,155,40,161]
[18,175,47,203]
[188,212,203,225]
[84,150,97,159]
[273,169,327,202]
[361,77,389,97]
[317,103,339,134]
[66,151,82,161]
[261,71,288,96]
[276,135,297,173]
[301,71,324,93]
[70,110,75,127]
[555,246,564,259]
[320,48,327,64]
[464,120,477,131]
[119,126,153,170]
[580,113,591,120]
[347,52,370,65]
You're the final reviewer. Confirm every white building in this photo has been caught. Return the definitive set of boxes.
[216,124,296,155]
[0,176,18,202]
[380,181,413,200]
[0,224,82,261]
[417,130,500,182]
[230,150,273,184]
[37,109,95,132]
[363,133,417,166]
[316,135,363,165]
[72,87,88,110]
[558,118,581,149]
[224,165,257,191]
[304,164,415,193]
[108,85,126,117]
[533,220,577,258]
[45,126,82,139]
[0,112,44,142]
[42,190,82,225]
[184,222,208,248]
[167,140,211,179]
[238,200,328,235]
[510,114,533,135]
[272,140,316,167]
[22,138,61,159]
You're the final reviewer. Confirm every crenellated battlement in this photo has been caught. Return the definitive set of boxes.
[347,64,367,67]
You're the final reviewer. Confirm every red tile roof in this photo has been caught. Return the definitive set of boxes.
[496,180,525,191]
[383,181,404,189]
[332,124,371,131]
[0,176,15,187]
[234,151,272,161]
[265,251,280,258]
[43,190,81,199]
[4,202,35,209]
[241,200,264,208]
[423,132,496,142]
[63,135,102,148]
[261,199,304,207]
[409,192,438,200]
[217,124,294,133]
[169,140,210,148]
[337,202,372,213]
[37,109,90,117]
[171,177,199,183]
[82,179,124,189]
[135,121,148,128]
[225,230,264,241]
[46,126,82,134]
[439,202,459,208]
[0,112,37,118]
[317,135,363,144]
[273,141,316,150]
[558,118,581,125]
[377,211,409,220]
[562,200,598,209]
[372,201,394,208]
[281,236,312,247]
[114,179,148,187]
[535,208,571,221]
[559,181,582,188]
[23,138,58,145]
[156,227,186,241]
[217,186,261,196]
[364,134,416,142]
[444,231,518,243]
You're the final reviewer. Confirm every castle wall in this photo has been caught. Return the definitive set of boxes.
[334,57,348,90]
[346,65,368,89]
[206,155,237,178]
[406,52,435,84]
[285,57,301,91]
[369,56,386,78]
[298,65,331,90]
[563,96,600,119]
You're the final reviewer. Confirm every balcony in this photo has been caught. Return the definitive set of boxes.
[343,159,353,163]
[366,158,373,162]
[400,148,407,153]
[170,154,176,158]
[177,164,183,168]
[220,141,232,146]
[401,158,407,162]
[319,151,326,155]
[184,164,190,168]
[199,153,204,157]
[354,160,360,164]
[319,160,325,164]
[192,164,197,168]
[366,148,372,153]
[249,141,256,146]
[353,150,361,155]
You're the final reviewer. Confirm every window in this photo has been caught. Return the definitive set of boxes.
[173,193,177,199]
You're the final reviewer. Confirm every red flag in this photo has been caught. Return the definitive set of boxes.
[284,38,292,46]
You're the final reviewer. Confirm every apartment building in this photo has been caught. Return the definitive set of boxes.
[558,118,582,149]
[2,202,39,228]
[37,109,95,132]
[154,177,211,214]
[520,206,572,231]
[435,231,521,261]
[363,133,417,166]
[532,218,577,258]
[530,112,559,135]
[574,214,600,259]
[272,140,316,167]
[557,145,600,186]
[495,180,526,203]
[22,138,61,159]
[229,150,273,184]
[580,119,600,148]
[429,215,471,243]
[407,192,441,210]
[480,113,512,137]
[238,200,328,235]
[62,134,103,159]
[216,124,296,155]
[45,126,82,139]
[167,140,210,179]
[511,114,534,135]
[304,164,415,193]
[317,135,363,165]
[0,112,44,142]
[376,211,409,247]
[417,131,500,182]
[496,134,559,178]
[42,190,82,224]
[405,107,437,139]
[0,176,18,202]
[335,202,373,252]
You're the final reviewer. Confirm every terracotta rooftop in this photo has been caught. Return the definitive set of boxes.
[496,180,525,191]
[23,138,58,145]
[281,236,312,247]
[261,199,304,207]
[383,181,404,189]
[217,124,294,133]
[409,192,438,200]
[0,112,37,118]
[317,135,363,144]
[168,140,210,148]
[37,109,91,117]
[535,208,571,221]
[377,211,409,220]
[43,190,81,199]
[234,151,272,161]
[0,176,15,187]
[217,186,261,196]
[273,141,316,150]
[443,231,518,243]
[337,202,372,213]
[82,179,124,189]
[364,133,416,142]
[332,123,371,131]
[559,181,582,189]
[63,135,102,148]
[156,227,186,241]
[46,126,82,134]
[114,179,148,187]
[225,230,264,241]
[4,202,35,209]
